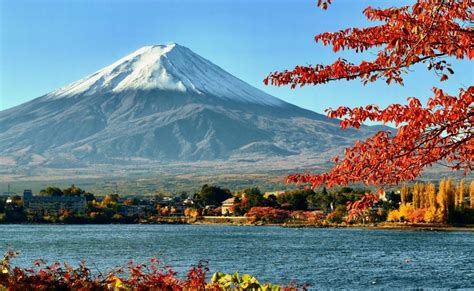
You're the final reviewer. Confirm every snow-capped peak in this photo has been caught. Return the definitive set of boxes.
[47,43,284,106]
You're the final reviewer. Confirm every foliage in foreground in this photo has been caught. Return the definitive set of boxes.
[0,250,303,290]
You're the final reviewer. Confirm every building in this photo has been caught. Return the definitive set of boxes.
[118,205,146,216]
[221,197,236,216]
[378,190,388,201]
[183,198,194,206]
[23,190,87,214]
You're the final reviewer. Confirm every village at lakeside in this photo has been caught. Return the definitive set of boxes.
[1,178,474,228]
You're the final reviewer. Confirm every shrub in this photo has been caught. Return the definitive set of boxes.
[211,271,301,290]
[290,211,307,220]
[184,208,201,220]
[387,210,400,222]
[408,208,427,223]
[246,207,290,224]
[0,251,301,290]
[325,211,341,224]
[398,203,415,222]
[290,211,325,224]
[305,211,325,224]
[423,207,438,223]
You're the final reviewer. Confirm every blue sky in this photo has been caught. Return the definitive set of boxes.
[1,0,472,113]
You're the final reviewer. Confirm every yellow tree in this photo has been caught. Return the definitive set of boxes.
[400,184,410,205]
[470,181,474,209]
[455,180,465,208]
[446,178,455,210]
[423,183,438,223]
[426,183,437,209]
[412,183,423,209]
[436,178,447,223]
[420,183,429,208]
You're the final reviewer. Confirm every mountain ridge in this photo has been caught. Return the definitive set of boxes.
[0,44,383,172]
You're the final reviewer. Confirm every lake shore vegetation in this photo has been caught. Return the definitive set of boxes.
[1,178,473,228]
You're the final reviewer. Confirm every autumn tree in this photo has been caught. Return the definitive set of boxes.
[400,184,410,205]
[423,182,438,223]
[413,183,425,209]
[265,1,473,188]
[101,194,119,208]
[346,193,379,223]
[446,177,455,210]
[421,183,429,208]
[437,178,448,222]
[455,179,465,208]
[470,180,474,208]
[426,183,437,209]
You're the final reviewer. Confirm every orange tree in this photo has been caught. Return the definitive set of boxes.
[265,0,473,188]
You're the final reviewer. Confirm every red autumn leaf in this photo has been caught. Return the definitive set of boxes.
[265,1,473,188]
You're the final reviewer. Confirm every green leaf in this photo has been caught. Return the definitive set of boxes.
[232,271,240,283]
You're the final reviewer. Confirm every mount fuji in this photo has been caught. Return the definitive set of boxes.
[0,43,382,173]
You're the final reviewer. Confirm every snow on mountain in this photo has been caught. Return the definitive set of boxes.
[48,43,284,106]
[0,43,385,170]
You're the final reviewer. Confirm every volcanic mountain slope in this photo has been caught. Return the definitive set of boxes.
[0,43,383,168]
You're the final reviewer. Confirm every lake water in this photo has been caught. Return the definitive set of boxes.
[1,224,473,289]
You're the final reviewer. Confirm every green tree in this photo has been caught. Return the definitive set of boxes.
[196,185,232,206]
[232,188,265,215]
[311,189,332,212]
[385,191,401,206]
[277,189,314,210]
[0,198,6,213]
[39,187,63,197]
[242,187,264,207]
[63,184,85,197]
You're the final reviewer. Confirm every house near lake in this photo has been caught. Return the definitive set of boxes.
[221,197,236,216]
[22,190,87,214]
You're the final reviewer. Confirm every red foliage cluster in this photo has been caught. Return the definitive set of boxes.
[246,207,290,224]
[265,1,472,87]
[346,193,379,223]
[324,212,340,223]
[1,251,304,290]
[290,210,325,223]
[265,1,473,188]
[288,87,473,188]
[0,250,217,290]
[407,208,428,223]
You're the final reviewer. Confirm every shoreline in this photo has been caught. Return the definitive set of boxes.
[2,220,473,232]
[194,220,474,232]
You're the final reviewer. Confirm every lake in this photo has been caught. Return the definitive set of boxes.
[1,224,473,289]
